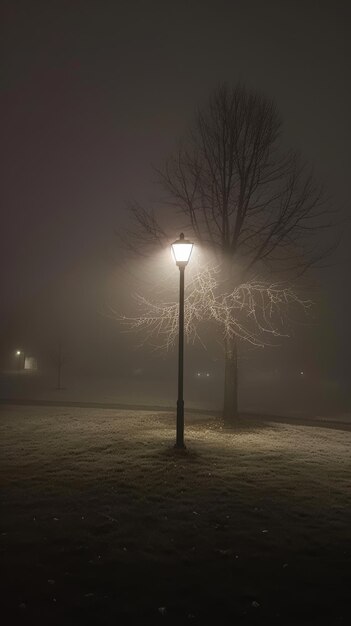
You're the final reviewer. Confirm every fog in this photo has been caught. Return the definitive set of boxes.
[1,239,349,420]
[1,0,350,420]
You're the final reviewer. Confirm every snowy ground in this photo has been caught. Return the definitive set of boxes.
[1,404,350,625]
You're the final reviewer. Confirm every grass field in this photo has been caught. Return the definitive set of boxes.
[1,404,350,625]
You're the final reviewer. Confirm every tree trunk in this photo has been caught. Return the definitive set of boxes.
[223,336,238,425]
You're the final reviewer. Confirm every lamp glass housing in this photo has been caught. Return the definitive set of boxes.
[171,233,193,266]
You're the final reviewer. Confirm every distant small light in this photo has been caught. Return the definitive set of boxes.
[300,371,304,376]
[206,373,210,377]
[16,350,21,356]
[197,372,200,377]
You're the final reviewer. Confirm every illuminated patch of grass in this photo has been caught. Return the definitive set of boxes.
[0,404,350,625]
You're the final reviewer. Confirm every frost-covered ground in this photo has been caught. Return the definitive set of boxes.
[1,404,350,625]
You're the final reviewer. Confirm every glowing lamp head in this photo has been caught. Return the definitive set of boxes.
[16,350,21,356]
[171,233,193,267]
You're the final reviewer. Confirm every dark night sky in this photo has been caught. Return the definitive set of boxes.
[1,0,350,380]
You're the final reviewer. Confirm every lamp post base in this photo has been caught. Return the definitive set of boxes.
[176,398,185,449]
[174,442,187,450]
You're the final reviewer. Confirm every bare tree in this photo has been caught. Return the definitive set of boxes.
[123,83,335,423]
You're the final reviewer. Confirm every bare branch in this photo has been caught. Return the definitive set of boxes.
[117,265,312,350]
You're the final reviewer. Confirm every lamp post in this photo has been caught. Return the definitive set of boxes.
[171,233,193,448]
[16,350,23,371]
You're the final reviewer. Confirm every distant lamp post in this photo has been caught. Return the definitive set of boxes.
[15,350,23,371]
[171,233,193,448]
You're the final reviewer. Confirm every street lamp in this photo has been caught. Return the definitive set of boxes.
[171,233,193,448]
[15,350,23,371]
